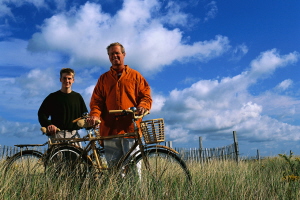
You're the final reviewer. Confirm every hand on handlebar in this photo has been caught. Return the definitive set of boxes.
[47,125,58,135]
[83,116,101,127]
[137,106,148,115]
[40,125,61,135]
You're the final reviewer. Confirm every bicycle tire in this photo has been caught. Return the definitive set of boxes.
[5,150,45,176]
[45,145,90,179]
[124,148,192,187]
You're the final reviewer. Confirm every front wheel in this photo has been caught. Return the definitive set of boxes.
[125,148,192,189]
[45,145,90,179]
[5,150,44,176]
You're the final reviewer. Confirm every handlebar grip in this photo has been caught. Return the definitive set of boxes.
[40,127,61,134]
[135,110,150,119]
[109,110,133,114]
[72,117,82,123]
[77,119,101,128]
[108,109,149,119]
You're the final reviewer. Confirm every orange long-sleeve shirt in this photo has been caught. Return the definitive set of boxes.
[90,65,152,137]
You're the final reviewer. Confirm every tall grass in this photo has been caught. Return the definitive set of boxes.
[1,155,300,199]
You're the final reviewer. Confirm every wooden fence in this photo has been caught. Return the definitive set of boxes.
[0,131,239,163]
[0,145,47,159]
[167,131,239,163]
[175,143,238,163]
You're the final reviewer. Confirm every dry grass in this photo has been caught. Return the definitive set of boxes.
[1,155,300,199]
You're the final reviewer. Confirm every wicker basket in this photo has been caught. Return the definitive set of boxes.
[140,118,165,144]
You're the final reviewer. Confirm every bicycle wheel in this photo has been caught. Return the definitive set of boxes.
[45,145,90,179]
[5,150,44,176]
[126,148,191,187]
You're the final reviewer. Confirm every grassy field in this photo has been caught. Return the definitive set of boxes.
[1,154,300,199]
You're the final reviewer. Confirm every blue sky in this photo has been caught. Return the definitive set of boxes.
[1,0,300,157]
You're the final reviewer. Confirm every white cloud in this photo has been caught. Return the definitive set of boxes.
[155,49,300,144]
[231,43,248,61]
[27,1,230,74]
[0,116,40,138]
[165,124,190,143]
[54,0,67,11]
[0,1,13,18]
[0,70,57,120]
[234,116,300,142]
[0,0,47,19]
[150,93,166,113]
[249,49,299,78]
[204,1,218,22]
[159,1,190,27]
[1,0,300,152]
[275,79,293,91]
[15,68,58,98]
[0,39,63,68]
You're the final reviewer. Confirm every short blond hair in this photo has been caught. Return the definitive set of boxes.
[106,42,125,54]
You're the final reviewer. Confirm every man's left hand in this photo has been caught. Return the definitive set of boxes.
[137,107,147,115]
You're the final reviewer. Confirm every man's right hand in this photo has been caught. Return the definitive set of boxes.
[47,125,58,135]
[85,116,101,127]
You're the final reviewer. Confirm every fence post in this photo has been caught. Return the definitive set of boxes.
[257,149,260,161]
[165,141,173,148]
[233,131,239,163]
[199,137,203,163]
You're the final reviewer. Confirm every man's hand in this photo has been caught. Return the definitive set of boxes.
[85,116,101,127]
[47,125,58,135]
[137,107,148,115]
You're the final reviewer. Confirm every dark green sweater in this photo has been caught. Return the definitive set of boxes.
[38,90,88,130]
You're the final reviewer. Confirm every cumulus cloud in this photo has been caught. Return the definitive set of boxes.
[249,49,299,79]
[157,49,300,143]
[0,116,40,138]
[1,0,300,152]
[15,68,59,98]
[150,93,166,113]
[27,0,230,74]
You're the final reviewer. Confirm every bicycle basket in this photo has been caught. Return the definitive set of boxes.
[140,118,165,144]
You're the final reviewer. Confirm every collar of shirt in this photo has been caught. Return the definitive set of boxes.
[110,65,130,76]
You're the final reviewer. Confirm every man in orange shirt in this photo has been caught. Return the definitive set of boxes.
[87,42,152,167]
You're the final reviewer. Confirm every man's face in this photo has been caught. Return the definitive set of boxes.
[108,45,126,67]
[60,73,74,89]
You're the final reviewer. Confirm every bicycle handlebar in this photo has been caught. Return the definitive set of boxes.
[77,119,101,128]
[109,109,149,119]
[40,127,61,134]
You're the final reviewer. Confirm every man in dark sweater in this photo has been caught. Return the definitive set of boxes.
[38,68,88,145]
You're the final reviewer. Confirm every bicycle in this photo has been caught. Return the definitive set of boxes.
[4,127,89,178]
[47,107,192,186]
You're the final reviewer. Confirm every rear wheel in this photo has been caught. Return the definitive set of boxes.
[5,150,44,176]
